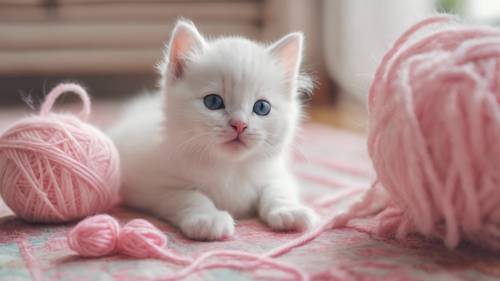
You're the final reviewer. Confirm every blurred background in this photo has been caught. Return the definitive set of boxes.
[0,0,498,132]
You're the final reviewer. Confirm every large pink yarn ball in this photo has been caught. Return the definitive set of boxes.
[368,16,500,250]
[0,83,120,223]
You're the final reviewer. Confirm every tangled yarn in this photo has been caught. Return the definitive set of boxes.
[0,83,120,223]
[360,15,500,250]
[68,214,308,280]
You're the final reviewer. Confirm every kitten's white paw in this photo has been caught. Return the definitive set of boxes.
[179,210,235,241]
[265,205,318,231]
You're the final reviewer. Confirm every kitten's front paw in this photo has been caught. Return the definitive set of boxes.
[265,205,318,231]
[179,210,235,241]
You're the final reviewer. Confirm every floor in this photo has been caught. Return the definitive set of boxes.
[308,96,368,134]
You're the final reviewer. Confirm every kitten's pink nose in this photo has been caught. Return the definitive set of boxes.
[230,120,247,134]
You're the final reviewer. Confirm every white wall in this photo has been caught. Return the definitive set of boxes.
[323,0,434,102]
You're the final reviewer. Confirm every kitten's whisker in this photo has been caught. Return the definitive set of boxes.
[173,131,213,157]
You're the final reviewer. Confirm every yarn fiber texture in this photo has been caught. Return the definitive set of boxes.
[366,15,500,250]
[0,83,120,223]
[68,215,307,280]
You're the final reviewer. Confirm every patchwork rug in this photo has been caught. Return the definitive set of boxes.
[0,105,499,281]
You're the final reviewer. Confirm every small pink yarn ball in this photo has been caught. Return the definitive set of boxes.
[118,219,168,258]
[368,16,500,250]
[68,214,120,257]
[0,83,120,223]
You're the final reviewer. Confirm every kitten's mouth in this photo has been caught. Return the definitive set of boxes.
[225,136,247,148]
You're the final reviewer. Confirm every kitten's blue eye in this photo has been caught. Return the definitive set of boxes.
[253,99,271,116]
[203,94,225,110]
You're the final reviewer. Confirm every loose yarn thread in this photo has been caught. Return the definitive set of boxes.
[68,215,307,280]
[0,83,120,223]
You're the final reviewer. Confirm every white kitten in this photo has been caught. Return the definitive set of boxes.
[109,20,318,240]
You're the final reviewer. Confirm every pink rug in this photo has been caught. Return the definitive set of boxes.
[0,103,499,281]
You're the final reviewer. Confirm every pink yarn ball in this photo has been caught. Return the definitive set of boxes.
[118,219,168,258]
[68,214,120,257]
[0,83,120,223]
[368,16,500,250]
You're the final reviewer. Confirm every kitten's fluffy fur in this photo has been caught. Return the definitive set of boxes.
[109,20,318,240]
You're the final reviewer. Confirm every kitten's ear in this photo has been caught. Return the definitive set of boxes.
[166,20,205,80]
[267,32,304,83]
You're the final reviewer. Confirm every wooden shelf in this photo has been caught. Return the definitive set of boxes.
[0,22,260,50]
[0,1,261,22]
[0,49,160,75]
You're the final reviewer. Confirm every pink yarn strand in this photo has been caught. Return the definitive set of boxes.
[17,237,44,281]
[39,83,91,121]
[68,209,390,280]
[161,250,307,281]
[68,215,314,280]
